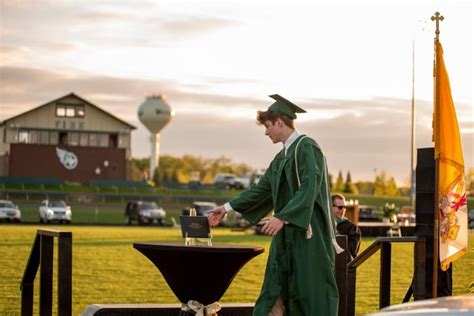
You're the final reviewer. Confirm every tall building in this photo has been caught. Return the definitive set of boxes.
[0,93,136,184]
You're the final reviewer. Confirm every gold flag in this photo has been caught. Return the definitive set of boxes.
[433,41,467,271]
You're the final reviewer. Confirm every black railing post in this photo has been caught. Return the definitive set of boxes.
[21,230,72,316]
[58,233,73,316]
[335,235,349,316]
[379,241,392,308]
[21,282,34,315]
[40,235,54,316]
[414,237,427,300]
[347,267,357,316]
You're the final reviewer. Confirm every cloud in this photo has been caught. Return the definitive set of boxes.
[0,65,472,183]
[161,16,239,38]
[76,10,138,23]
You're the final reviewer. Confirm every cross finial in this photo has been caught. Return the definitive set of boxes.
[431,11,444,41]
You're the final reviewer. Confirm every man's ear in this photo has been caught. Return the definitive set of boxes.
[276,118,284,127]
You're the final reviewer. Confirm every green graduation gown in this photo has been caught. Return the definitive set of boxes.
[229,135,339,316]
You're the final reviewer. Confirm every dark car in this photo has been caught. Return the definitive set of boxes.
[182,201,217,216]
[358,205,382,222]
[125,201,166,225]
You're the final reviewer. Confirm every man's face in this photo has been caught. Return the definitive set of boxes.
[332,197,346,219]
[264,119,284,144]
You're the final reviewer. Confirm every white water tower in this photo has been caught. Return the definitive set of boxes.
[138,94,173,180]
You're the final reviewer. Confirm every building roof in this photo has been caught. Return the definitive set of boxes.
[0,92,136,129]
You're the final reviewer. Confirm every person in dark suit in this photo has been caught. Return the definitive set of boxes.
[332,193,361,259]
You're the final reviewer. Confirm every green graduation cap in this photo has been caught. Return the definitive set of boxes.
[267,94,306,119]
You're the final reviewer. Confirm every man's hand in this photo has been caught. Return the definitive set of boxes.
[260,216,285,236]
[206,205,226,227]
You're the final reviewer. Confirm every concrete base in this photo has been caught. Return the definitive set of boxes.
[81,303,254,316]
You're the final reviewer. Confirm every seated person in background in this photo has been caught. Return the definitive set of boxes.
[332,193,361,259]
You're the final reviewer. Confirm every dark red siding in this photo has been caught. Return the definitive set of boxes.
[9,143,127,184]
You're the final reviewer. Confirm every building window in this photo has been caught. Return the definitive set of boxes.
[99,134,109,147]
[118,134,129,148]
[29,130,38,144]
[109,134,118,148]
[89,133,98,147]
[56,107,66,117]
[66,106,75,117]
[59,132,68,145]
[69,132,80,146]
[19,131,28,143]
[80,133,88,146]
[50,131,59,145]
[56,104,85,118]
[39,131,49,144]
[76,105,85,117]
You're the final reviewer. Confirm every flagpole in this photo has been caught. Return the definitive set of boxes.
[410,37,416,213]
[431,11,444,298]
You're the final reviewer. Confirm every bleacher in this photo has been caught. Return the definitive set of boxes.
[89,179,150,190]
[0,176,64,190]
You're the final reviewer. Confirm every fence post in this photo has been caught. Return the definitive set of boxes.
[379,241,392,308]
[347,266,357,316]
[40,235,54,316]
[58,233,72,316]
[335,235,349,316]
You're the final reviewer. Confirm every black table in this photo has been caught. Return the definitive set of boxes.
[133,243,264,315]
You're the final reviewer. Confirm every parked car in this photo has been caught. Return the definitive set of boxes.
[0,200,21,223]
[358,205,382,222]
[214,173,249,189]
[125,201,166,225]
[182,201,217,216]
[39,200,71,224]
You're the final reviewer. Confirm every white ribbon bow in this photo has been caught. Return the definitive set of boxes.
[182,300,221,316]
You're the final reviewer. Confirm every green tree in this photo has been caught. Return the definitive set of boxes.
[373,171,388,196]
[343,171,359,194]
[130,158,149,181]
[386,177,400,196]
[373,170,400,196]
[151,154,255,185]
[355,181,374,195]
[334,171,344,193]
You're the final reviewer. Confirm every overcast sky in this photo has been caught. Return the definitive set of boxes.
[0,0,472,184]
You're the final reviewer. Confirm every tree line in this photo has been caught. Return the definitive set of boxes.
[132,155,411,196]
[331,170,401,196]
[131,155,255,185]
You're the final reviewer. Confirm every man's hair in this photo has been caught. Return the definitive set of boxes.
[256,111,295,129]
[331,193,346,204]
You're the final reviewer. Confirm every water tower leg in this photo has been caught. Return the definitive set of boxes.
[150,133,160,181]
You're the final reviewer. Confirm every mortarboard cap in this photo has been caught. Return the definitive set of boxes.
[267,94,306,119]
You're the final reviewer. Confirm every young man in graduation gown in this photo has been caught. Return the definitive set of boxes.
[208,94,341,316]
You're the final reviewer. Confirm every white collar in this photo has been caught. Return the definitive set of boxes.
[283,130,300,155]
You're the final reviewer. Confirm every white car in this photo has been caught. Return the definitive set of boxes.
[0,200,21,222]
[39,200,72,224]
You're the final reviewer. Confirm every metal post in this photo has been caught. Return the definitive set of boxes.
[335,235,349,316]
[430,11,444,298]
[380,242,392,308]
[40,235,54,316]
[347,267,357,316]
[21,283,34,316]
[58,234,73,316]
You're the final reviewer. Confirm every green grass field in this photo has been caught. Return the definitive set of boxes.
[0,225,472,316]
